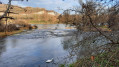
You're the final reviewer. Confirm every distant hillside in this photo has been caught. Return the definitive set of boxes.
[0,4,60,24]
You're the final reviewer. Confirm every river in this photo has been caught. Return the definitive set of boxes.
[0,24,118,67]
[0,24,77,67]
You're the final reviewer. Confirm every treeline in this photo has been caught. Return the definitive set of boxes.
[59,0,119,31]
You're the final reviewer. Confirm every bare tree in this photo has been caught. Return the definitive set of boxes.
[0,0,28,35]
[59,0,119,44]
[59,0,119,66]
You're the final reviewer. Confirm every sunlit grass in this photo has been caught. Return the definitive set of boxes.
[29,20,58,24]
[0,30,22,38]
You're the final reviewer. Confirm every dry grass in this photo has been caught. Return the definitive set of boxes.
[0,30,22,38]
[12,13,59,24]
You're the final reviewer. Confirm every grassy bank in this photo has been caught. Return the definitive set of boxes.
[73,49,119,67]
[0,30,22,38]
[0,26,37,38]
[59,47,119,67]
[29,20,58,24]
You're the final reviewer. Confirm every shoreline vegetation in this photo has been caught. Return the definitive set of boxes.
[58,0,119,66]
[0,21,38,38]
[0,30,23,38]
[60,49,119,67]
[0,26,37,38]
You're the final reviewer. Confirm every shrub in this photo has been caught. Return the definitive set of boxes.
[7,24,19,32]
[15,20,29,27]
[0,22,4,32]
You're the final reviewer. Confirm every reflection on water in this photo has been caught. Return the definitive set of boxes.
[0,24,76,67]
[0,38,6,57]
[0,24,114,67]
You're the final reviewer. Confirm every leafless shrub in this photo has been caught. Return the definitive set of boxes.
[7,24,19,32]
[0,21,5,32]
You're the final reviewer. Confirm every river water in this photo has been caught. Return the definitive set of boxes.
[0,24,117,67]
[0,24,77,67]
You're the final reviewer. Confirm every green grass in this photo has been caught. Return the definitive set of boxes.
[71,48,119,67]
[59,63,75,67]
[59,64,65,67]
[58,47,119,67]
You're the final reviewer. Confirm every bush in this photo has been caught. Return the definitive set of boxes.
[28,25,32,30]
[0,22,4,32]
[15,20,29,27]
[34,25,38,29]
[7,24,19,32]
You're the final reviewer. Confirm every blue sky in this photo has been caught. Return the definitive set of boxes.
[1,0,79,13]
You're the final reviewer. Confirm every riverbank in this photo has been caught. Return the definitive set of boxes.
[59,45,119,67]
[69,48,119,67]
[0,30,23,38]
[79,26,111,32]
[59,30,119,67]
[0,26,37,38]
[29,20,59,24]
